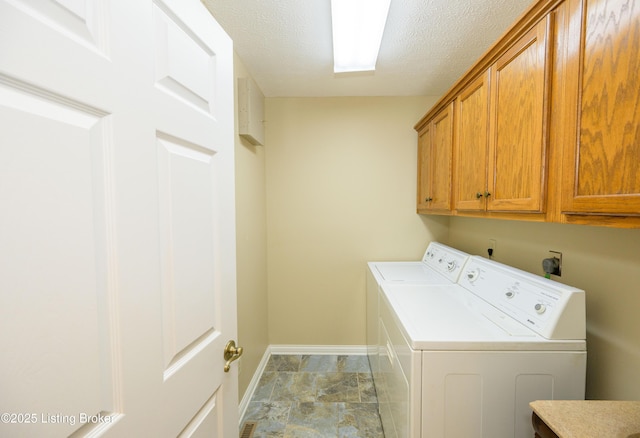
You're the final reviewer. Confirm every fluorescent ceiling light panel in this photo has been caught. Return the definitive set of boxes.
[331,0,391,73]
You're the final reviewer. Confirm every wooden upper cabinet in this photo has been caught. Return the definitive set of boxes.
[487,15,552,213]
[415,0,640,227]
[431,105,454,211]
[417,103,454,213]
[561,0,640,216]
[417,124,432,211]
[455,72,490,211]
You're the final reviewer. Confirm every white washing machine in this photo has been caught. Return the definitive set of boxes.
[366,243,471,395]
[376,256,586,438]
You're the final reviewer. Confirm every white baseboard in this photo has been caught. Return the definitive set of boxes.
[238,344,368,422]
[269,344,368,355]
[238,347,271,423]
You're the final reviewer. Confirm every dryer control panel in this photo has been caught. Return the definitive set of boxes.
[421,242,470,283]
[459,257,586,340]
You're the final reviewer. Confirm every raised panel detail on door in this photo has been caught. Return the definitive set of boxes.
[8,0,108,54]
[177,394,219,437]
[455,72,490,211]
[153,2,216,116]
[488,16,551,213]
[417,124,432,211]
[561,0,640,216]
[431,106,453,211]
[157,132,218,378]
[0,77,121,437]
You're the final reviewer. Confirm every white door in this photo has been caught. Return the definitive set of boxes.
[0,0,238,437]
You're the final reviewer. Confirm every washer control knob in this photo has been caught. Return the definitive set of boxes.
[505,290,515,299]
[466,270,479,282]
[534,303,546,314]
[447,260,457,272]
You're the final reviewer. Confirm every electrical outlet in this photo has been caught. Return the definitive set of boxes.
[487,239,496,258]
[549,250,562,276]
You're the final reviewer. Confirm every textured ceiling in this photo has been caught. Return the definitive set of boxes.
[202,0,534,97]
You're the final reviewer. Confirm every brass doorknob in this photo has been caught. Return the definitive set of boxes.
[223,340,243,372]
[476,192,483,199]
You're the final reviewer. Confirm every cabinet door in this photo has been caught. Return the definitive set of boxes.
[417,104,453,212]
[417,124,432,211]
[561,0,640,215]
[455,72,490,211]
[430,104,454,211]
[488,16,552,212]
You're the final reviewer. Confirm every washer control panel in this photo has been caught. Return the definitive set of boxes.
[458,257,586,340]
[421,242,471,282]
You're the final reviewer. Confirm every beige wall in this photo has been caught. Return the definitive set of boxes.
[447,217,640,400]
[264,97,449,346]
[234,85,640,402]
[233,53,269,398]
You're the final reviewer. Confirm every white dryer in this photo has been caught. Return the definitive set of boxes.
[366,243,471,388]
[368,241,470,286]
[376,256,586,438]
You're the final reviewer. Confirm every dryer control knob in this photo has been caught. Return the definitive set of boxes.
[447,261,457,272]
[535,303,546,314]
[466,270,479,282]
[505,290,515,299]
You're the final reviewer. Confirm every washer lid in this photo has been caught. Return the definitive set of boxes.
[380,284,586,351]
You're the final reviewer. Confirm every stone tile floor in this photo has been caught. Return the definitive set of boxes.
[240,354,384,437]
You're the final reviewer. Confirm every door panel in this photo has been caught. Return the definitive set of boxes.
[178,394,219,437]
[561,0,640,215]
[153,2,216,116]
[417,105,453,213]
[488,17,551,212]
[431,104,453,211]
[157,132,217,374]
[150,2,236,435]
[416,125,431,211]
[7,0,109,55]
[577,0,640,198]
[0,79,120,437]
[0,0,237,436]
[455,72,490,211]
